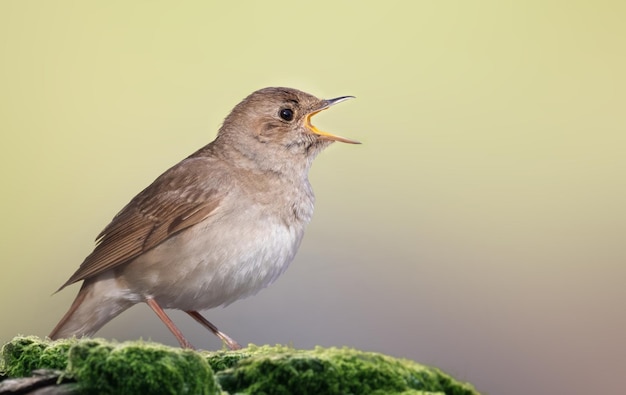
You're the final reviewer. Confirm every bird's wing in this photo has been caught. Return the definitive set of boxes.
[58,157,227,290]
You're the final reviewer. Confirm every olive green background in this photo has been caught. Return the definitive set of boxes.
[1,2,624,394]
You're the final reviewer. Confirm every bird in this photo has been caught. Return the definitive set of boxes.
[49,87,359,350]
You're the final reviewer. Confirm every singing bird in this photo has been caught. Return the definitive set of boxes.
[49,87,359,349]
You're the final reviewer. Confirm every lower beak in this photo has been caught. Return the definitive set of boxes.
[305,96,360,144]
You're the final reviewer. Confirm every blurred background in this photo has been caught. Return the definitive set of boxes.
[1,1,624,394]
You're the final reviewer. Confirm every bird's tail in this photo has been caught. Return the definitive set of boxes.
[49,275,133,340]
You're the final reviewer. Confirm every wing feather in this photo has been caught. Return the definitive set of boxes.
[58,158,226,290]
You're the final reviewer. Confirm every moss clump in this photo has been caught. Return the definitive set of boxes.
[208,345,478,395]
[205,348,253,372]
[68,340,217,395]
[1,337,480,395]
[0,336,75,377]
[1,337,218,395]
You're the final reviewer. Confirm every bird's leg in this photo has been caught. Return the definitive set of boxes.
[186,310,242,350]
[145,297,195,349]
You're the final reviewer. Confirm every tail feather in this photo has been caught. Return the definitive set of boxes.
[49,276,133,340]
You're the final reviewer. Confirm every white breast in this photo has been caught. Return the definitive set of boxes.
[118,197,310,311]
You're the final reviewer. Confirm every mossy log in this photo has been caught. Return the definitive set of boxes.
[0,336,480,395]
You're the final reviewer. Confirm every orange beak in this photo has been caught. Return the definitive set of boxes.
[305,96,360,144]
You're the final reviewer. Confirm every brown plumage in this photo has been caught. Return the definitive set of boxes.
[49,87,358,349]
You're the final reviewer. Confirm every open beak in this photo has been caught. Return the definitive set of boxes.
[305,96,361,144]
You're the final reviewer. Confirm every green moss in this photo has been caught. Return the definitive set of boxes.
[67,340,218,395]
[205,348,253,372]
[0,336,74,377]
[1,337,218,395]
[209,345,478,395]
[1,337,479,395]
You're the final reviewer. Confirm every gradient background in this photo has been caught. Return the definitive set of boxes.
[1,2,624,394]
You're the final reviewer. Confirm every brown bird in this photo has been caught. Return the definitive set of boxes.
[49,87,359,350]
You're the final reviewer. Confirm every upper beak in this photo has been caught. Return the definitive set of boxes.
[305,96,361,144]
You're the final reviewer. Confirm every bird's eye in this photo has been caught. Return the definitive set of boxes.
[279,108,294,121]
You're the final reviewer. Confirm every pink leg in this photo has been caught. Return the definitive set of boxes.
[186,310,242,350]
[146,298,194,349]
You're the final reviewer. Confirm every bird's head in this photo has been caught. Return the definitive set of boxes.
[218,87,359,174]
